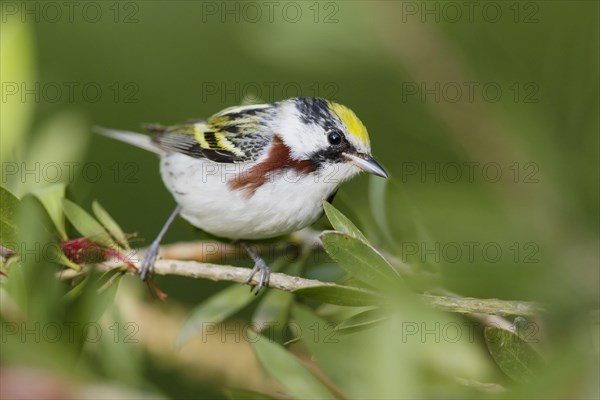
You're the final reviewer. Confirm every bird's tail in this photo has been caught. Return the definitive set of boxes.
[93,126,164,155]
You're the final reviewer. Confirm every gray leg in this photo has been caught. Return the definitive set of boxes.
[139,205,182,281]
[239,241,270,294]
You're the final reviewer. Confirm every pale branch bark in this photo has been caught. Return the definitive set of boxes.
[153,259,336,292]
[69,258,543,317]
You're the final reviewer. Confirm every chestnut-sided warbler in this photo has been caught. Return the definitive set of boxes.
[95,97,387,292]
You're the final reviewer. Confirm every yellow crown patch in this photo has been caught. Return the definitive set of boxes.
[328,101,370,146]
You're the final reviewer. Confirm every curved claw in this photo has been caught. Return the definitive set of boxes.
[245,259,270,295]
[139,242,160,281]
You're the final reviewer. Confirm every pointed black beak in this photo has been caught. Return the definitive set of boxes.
[343,153,388,178]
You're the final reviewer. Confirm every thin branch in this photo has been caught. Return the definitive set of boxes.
[68,258,543,317]
[153,259,336,292]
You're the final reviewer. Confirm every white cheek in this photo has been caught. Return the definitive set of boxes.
[275,103,327,158]
[315,162,361,185]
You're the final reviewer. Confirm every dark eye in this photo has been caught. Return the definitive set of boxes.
[327,130,343,145]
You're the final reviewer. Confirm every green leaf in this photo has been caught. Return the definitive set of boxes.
[90,268,125,321]
[65,274,91,300]
[320,231,401,289]
[30,183,67,240]
[62,199,116,248]
[23,187,80,270]
[177,284,256,346]
[224,388,277,400]
[484,325,543,383]
[0,256,27,316]
[0,16,34,166]
[65,268,124,321]
[251,331,335,399]
[0,186,21,247]
[290,304,360,397]
[56,249,82,271]
[293,284,381,306]
[92,200,130,250]
[252,289,293,340]
[22,110,89,193]
[322,201,368,242]
[252,257,304,340]
[95,308,144,386]
[337,308,389,334]
[369,177,395,246]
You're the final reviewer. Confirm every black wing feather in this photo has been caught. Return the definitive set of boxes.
[151,131,244,162]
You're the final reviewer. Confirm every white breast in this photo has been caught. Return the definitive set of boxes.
[159,153,358,240]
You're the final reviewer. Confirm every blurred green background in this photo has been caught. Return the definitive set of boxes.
[1,1,598,399]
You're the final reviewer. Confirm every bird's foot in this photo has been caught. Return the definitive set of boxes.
[245,258,270,295]
[139,241,160,281]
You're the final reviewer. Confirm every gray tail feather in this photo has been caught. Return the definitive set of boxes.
[93,126,164,155]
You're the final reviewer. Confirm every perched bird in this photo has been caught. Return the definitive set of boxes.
[95,98,387,292]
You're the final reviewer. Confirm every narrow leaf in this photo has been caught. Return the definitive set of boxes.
[22,110,89,193]
[90,268,125,321]
[31,183,67,240]
[65,269,125,326]
[62,199,116,248]
[65,274,91,300]
[369,177,395,246]
[294,284,382,307]
[1,17,34,166]
[251,331,335,399]
[322,201,368,242]
[252,289,293,336]
[336,308,388,334]
[92,200,130,249]
[484,325,543,383]
[177,284,256,346]
[320,231,401,288]
[0,186,21,247]
[252,257,303,338]
[56,250,82,271]
[224,388,277,400]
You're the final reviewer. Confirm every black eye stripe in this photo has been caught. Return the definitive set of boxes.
[309,140,355,167]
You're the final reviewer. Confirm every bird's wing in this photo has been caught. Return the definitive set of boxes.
[151,104,274,163]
